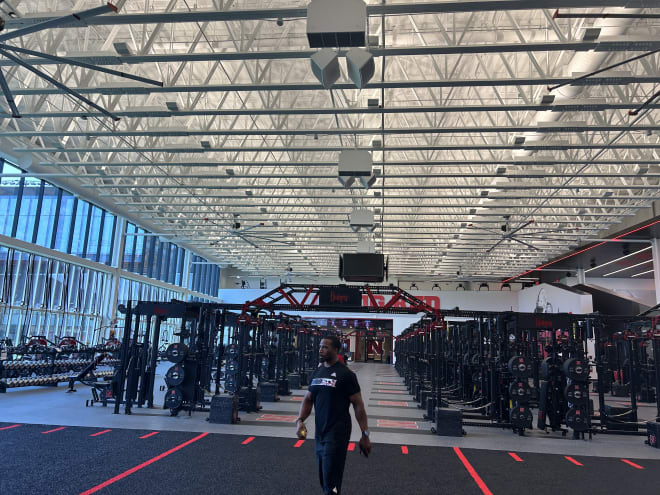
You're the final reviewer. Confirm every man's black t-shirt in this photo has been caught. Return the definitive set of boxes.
[309,362,360,441]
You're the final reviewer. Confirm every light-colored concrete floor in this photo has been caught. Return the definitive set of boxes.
[1,361,659,459]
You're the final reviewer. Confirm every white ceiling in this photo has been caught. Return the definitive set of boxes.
[1,0,659,281]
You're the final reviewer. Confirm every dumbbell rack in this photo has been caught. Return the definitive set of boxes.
[0,358,119,392]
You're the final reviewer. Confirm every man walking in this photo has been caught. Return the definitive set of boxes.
[296,335,371,494]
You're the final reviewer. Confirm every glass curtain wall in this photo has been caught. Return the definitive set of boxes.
[0,246,111,345]
[189,255,221,300]
[0,158,222,349]
[0,160,117,264]
[123,223,219,299]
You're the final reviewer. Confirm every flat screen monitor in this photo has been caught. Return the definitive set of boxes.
[340,253,385,282]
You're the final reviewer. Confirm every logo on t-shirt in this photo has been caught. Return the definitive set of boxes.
[311,378,337,388]
[331,372,337,377]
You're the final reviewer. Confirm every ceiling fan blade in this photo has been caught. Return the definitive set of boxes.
[236,224,263,234]
[507,219,535,237]
[466,225,502,235]
[518,230,571,236]
[0,3,118,43]
[236,234,262,250]
[517,237,576,242]
[0,48,120,121]
[0,67,20,117]
[0,44,163,87]
[242,231,287,238]
[245,235,293,246]
[510,237,540,251]
[486,238,506,253]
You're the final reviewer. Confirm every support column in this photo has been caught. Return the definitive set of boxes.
[576,268,586,285]
[182,249,192,301]
[652,238,660,305]
[107,218,126,333]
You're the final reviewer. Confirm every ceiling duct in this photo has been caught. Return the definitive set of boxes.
[516,7,642,158]
[307,0,366,48]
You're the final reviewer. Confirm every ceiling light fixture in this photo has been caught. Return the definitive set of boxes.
[585,246,651,273]
[631,269,654,278]
[603,259,652,277]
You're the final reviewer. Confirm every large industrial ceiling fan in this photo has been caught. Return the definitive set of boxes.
[467,216,567,253]
[209,216,294,251]
[0,3,163,120]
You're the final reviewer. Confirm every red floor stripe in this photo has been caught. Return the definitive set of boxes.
[0,424,21,431]
[401,446,409,455]
[564,456,583,466]
[453,447,493,495]
[347,443,356,451]
[294,440,305,448]
[42,427,67,434]
[508,452,523,462]
[139,432,159,439]
[242,436,255,445]
[621,459,644,469]
[89,429,112,437]
[79,432,208,495]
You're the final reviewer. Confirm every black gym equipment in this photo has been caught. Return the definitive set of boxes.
[396,310,656,441]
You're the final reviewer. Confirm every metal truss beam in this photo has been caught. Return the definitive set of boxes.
[4,1,645,28]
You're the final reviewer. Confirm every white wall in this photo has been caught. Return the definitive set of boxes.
[564,276,656,307]
[517,283,593,314]
[220,268,527,293]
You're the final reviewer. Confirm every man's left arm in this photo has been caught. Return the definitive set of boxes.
[349,392,371,457]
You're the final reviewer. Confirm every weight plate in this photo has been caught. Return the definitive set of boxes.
[227,344,239,358]
[564,382,588,405]
[165,364,185,387]
[510,405,533,429]
[562,358,590,382]
[164,387,183,410]
[225,359,239,375]
[565,407,589,432]
[508,380,532,403]
[508,355,532,379]
[165,343,188,364]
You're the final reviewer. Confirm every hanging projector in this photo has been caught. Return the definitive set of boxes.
[338,150,379,188]
[349,210,378,233]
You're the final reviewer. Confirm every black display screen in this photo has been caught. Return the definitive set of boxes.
[341,253,384,282]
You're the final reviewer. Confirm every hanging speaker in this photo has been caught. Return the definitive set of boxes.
[345,48,374,89]
[311,48,341,89]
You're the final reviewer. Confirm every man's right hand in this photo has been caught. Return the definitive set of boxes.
[296,421,308,440]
